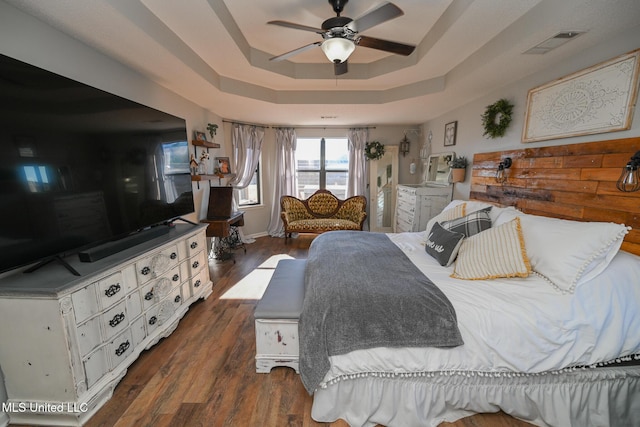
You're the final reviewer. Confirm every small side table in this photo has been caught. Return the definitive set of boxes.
[200,211,246,262]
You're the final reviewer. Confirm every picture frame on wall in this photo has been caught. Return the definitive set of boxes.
[215,157,231,175]
[194,131,207,141]
[444,121,457,146]
[522,48,640,143]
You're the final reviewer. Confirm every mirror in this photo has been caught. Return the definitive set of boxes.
[369,146,398,232]
[424,152,455,185]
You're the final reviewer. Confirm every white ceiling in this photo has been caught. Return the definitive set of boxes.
[6,0,640,126]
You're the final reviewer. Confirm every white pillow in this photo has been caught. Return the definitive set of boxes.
[496,210,631,293]
[425,202,466,234]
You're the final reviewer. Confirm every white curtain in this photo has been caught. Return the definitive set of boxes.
[267,128,297,237]
[347,128,368,198]
[228,123,264,189]
[228,123,264,243]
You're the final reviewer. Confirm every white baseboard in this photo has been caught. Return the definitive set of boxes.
[246,231,268,239]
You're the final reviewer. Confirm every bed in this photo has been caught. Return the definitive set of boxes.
[299,199,640,427]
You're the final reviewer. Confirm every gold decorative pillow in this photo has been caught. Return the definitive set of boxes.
[451,217,531,280]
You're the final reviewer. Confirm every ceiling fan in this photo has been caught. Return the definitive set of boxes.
[268,0,416,75]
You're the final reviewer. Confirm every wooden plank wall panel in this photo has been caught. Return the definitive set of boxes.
[470,137,640,256]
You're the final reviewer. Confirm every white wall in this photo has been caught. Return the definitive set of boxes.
[422,25,640,201]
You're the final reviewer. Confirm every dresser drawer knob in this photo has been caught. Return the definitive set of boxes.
[148,316,157,325]
[194,280,201,288]
[115,340,130,357]
[104,283,121,297]
[109,312,125,327]
[141,266,151,275]
[192,261,199,269]
[174,295,181,303]
[144,291,154,301]
[190,241,198,249]
[172,274,179,282]
[170,252,177,260]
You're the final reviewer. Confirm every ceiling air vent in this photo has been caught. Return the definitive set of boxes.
[524,31,584,55]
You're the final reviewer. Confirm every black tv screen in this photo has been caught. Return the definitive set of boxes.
[0,53,195,273]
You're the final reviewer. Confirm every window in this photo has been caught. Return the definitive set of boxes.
[238,161,261,206]
[296,137,349,199]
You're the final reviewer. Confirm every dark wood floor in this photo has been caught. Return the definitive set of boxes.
[79,235,534,427]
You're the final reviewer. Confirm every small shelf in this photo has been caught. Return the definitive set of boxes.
[191,174,219,182]
[192,139,220,149]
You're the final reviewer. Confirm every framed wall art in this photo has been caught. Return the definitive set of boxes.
[215,157,231,175]
[444,121,457,146]
[194,130,207,141]
[522,48,640,143]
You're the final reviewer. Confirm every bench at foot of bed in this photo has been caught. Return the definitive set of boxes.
[254,259,306,373]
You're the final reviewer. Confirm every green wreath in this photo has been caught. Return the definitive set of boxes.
[365,141,385,160]
[481,98,514,139]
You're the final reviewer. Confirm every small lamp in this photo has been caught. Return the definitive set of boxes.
[320,38,355,63]
[495,157,512,184]
[399,134,410,157]
[616,151,640,192]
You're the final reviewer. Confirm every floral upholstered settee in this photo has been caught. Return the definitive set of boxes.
[280,190,367,239]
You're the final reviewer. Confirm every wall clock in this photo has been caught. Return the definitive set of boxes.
[444,121,457,146]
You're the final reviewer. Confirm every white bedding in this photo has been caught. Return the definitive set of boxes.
[320,231,640,388]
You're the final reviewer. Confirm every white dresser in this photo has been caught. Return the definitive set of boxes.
[0,224,212,426]
[395,184,453,232]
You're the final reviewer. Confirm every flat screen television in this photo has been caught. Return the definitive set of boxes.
[0,53,195,274]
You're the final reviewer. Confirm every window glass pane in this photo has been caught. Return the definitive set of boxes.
[239,163,261,206]
[297,171,320,199]
[296,138,321,170]
[324,138,349,170]
[326,172,347,199]
[238,177,259,205]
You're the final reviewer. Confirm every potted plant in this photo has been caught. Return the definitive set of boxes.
[450,156,468,183]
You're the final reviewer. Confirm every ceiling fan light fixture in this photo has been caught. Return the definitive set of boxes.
[321,38,355,63]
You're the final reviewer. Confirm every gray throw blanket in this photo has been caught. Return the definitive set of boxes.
[299,231,464,393]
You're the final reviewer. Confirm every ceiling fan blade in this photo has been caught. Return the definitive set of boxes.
[334,60,348,75]
[267,20,325,34]
[269,42,322,62]
[358,35,415,56]
[348,2,403,33]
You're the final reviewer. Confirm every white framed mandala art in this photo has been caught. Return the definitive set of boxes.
[522,48,640,143]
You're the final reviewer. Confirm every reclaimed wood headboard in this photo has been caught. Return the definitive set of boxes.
[470,137,640,256]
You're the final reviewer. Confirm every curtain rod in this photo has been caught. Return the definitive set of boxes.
[222,119,270,128]
[277,125,376,130]
[222,119,376,130]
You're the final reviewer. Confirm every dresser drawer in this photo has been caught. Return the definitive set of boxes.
[83,346,109,389]
[101,300,129,341]
[140,266,181,311]
[185,233,206,258]
[72,283,100,324]
[108,329,134,370]
[396,216,414,233]
[97,272,125,309]
[126,290,142,320]
[135,245,180,283]
[157,287,183,324]
[77,316,102,357]
[190,270,206,296]
[187,250,206,276]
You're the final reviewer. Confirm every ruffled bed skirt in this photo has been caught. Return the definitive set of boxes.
[311,365,640,427]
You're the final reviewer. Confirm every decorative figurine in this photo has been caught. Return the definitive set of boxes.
[189,154,199,175]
